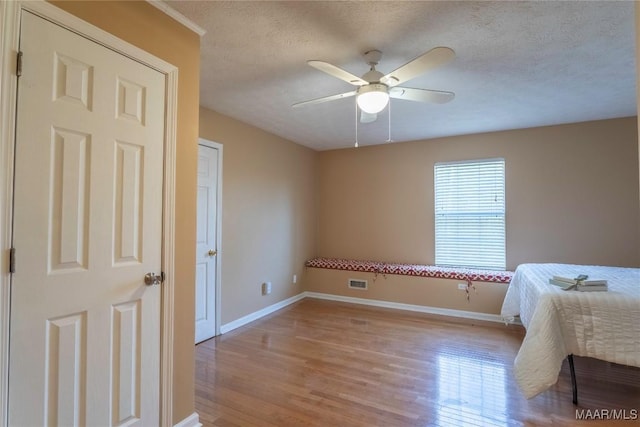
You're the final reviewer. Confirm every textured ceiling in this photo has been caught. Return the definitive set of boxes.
[166,1,636,151]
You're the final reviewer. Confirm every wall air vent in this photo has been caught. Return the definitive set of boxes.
[348,278,368,290]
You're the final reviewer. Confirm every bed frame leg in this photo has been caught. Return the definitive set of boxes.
[568,354,578,405]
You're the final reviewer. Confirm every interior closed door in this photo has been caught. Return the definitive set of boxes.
[9,11,165,426]
[195,144,219,343]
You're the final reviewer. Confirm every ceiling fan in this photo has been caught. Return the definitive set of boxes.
[293,47,456,123]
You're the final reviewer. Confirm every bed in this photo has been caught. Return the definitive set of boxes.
[500,263,640,400]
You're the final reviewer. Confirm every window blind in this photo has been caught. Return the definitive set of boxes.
[434,158,505,270]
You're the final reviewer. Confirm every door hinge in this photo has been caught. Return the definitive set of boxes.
[16,51,23,77]
[9,248,15,274]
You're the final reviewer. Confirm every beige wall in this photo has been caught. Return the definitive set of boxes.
[199,108,317,324]
[305,269,509,315]
[50,1,200,423]
[318,117,640,271]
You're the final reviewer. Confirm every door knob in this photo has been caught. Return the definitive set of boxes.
[208,249,217,257]
[144,272,163,286]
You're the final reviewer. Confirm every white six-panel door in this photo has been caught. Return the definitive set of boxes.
[195,144,219,343]
[9,11,165,426]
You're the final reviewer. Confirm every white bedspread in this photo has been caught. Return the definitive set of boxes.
[501,263,640,399]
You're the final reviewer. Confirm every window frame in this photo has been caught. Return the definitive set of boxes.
[434,158,506,270]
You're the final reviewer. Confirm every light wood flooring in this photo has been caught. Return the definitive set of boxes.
[195,298,640,426]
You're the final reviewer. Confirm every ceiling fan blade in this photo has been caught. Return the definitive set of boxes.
[360,111,377,123]
[292,90,357,108]
[381,47,455,87]
[308,60,368,86]
[389,87,455,104]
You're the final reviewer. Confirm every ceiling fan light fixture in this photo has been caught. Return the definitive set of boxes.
[356,84,389,114]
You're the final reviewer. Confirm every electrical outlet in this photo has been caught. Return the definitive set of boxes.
[458,283,467,290]
[293,274,297,284]
[262,282,272,295]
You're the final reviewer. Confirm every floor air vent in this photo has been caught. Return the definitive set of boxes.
[348,278,368,290]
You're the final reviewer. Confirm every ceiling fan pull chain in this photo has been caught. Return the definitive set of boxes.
[387,100,392,143]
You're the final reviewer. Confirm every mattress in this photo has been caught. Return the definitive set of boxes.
[501,263,640,399]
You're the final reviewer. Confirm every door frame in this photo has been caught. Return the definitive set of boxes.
[0,1,179,426]
[198,138,223,337]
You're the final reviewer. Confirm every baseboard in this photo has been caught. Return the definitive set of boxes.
[220,292,306,334]
[304,291,519,325]
[219,290,519,335]
[174,412,201,427]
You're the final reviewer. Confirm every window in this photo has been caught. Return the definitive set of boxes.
[434,158,505,270]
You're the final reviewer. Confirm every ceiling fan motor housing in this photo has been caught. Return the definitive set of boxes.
[357,83,388,96]
[362,69,384,83]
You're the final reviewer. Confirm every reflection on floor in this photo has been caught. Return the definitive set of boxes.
[437,354,507,426]
[195,298,640,426]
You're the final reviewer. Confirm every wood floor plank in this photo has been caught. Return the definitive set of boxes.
[195,298,640,426]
